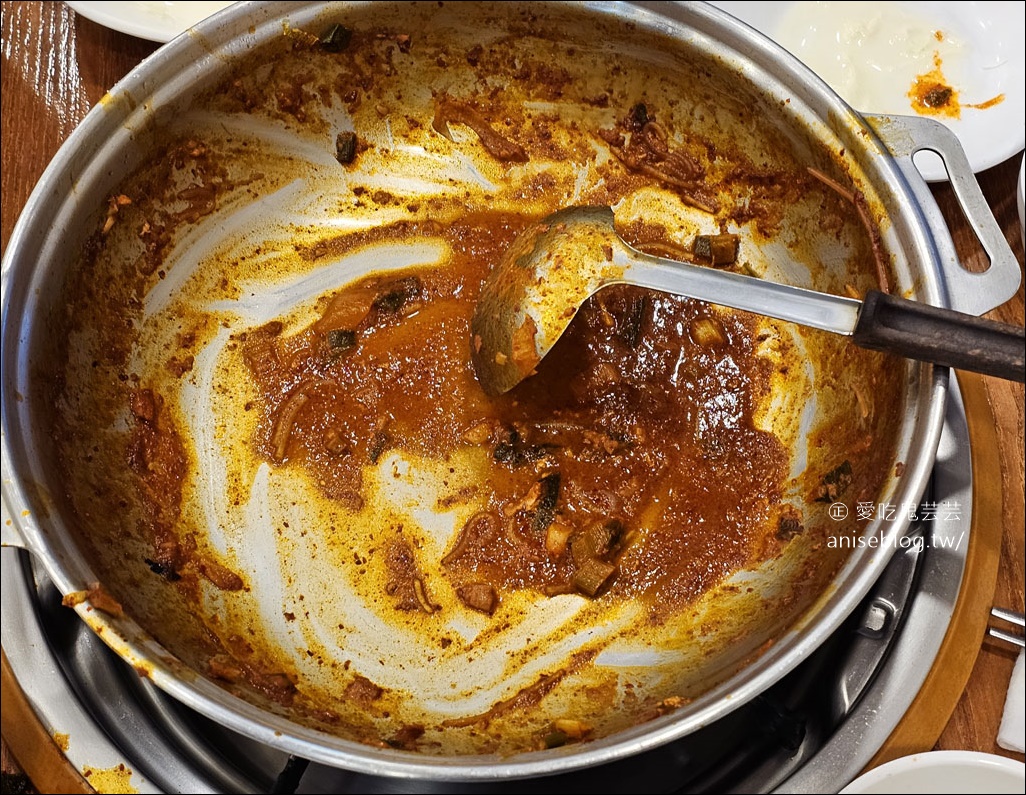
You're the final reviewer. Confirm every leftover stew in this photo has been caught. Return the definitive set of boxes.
[240,217,789,616]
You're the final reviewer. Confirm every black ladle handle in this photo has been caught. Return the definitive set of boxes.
[852,290,1025,383]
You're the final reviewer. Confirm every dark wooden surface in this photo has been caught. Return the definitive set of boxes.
[2,0,1023,788]
[930,161,1025,760]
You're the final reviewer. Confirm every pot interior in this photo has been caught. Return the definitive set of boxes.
[5,0,924,770]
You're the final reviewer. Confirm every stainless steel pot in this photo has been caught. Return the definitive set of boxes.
[1,0,1019,779]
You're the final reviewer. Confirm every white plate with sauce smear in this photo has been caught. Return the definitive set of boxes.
[712,1,1026,182]
[66,1,236,43]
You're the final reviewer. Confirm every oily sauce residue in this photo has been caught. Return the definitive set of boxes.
[82,764,137,794]
[41,2,907,754]
[909,51,1005,118]
[242,215,787,614]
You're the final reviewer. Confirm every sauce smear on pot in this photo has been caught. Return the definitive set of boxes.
[241,215,788,616]
[43,3,904,755]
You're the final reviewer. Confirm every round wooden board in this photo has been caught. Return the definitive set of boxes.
[865,371,1006,769]
[1,649,93,794]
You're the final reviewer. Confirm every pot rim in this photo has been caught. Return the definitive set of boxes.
[0,0,958,779]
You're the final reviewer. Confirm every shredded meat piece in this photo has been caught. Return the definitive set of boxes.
[94,585,124,615]
[387,724,425,750]
[251,672,297,705]
[276,75,310,121]
[806,167,889,293]
[166,355,194,377]
[208,654,244,682]
[456,582,499,615]
[385,538,437,612]
[504,480,542,517]
[207,647,296,706]
[62,582,124,618]
[599,107,718,213]
[130,389,158,424]
[197,558,245,591]
[101,194,131,235]
[345,675,384,706]
[433,96,528,163]
[314,284,377,333]
[126,386,189,589]
[175,183,217,223]
[241,322,284,381]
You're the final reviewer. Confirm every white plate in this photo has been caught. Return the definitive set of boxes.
[1017,154,1024,244]
[840,750,1025,794]
[712,1,1026,182]
[66,1,236,43]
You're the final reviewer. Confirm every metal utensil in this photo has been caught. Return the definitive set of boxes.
[470,206,1025,395]
[989,607,1026,649]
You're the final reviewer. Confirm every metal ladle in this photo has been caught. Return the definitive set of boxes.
[470,206,1025,396]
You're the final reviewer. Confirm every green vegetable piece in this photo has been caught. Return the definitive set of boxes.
[335,131,358,165]
[544,730,568,749]
[320,24,353,53]
[693,233,739,266]
[531,472,561,533]
[573,557,616,596]
[372,276,422,314]
[327,329,357,351]
[815,459,853,503]
[628,102,649,129]
[368,430,391,464]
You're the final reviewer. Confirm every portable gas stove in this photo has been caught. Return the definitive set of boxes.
[0,378,983,794]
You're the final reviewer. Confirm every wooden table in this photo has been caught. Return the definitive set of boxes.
[2,1,1023,790]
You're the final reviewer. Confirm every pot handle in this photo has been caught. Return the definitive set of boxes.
[864,114,1022,317]
[852,290,1025,383]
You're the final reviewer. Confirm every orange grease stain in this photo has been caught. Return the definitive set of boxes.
[82,764,138,794]
[909,50,1005,118]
